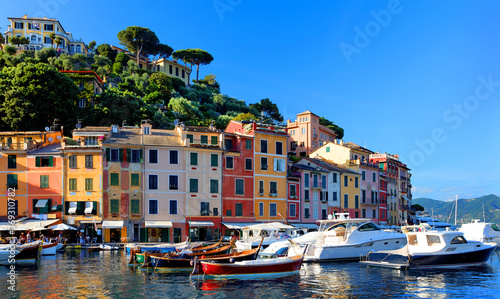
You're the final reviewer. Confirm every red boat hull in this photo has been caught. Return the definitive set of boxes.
[197,255,304,277]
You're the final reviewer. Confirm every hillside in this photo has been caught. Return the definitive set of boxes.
[412,194,500,225]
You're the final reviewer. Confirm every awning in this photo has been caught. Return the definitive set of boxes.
[35,199,48,208]
[188,221,214,227]
[222,222,257,230]
[79,220,102,224]
[402,196,410,201]
[68,202,77,214]
[84,202,93,214]
[12,219,59,231]
[292,223,319,230]
[102,221,124,229]
[145,221,173,228]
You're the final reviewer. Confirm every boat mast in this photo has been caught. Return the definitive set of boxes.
[483,203,486,222]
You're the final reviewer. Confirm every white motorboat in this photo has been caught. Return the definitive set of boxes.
[260,231,319,257]
[459,220,500,246]
[235,222,296,251]
[99,244,120,250]
[361,224,497,269]
[288,215,407,262]
[0,247,20,265]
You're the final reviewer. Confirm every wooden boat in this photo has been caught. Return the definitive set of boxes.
[41,242,58,255]
[188,242,233,257]
[190,236,225,253]
[153,238,264,272]
[191,254,305,279]
[12,242,42,265]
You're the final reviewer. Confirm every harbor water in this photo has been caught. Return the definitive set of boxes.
[2,250,500,298]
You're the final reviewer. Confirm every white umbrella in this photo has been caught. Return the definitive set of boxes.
[30,227,49,232]
[49,224,77,231]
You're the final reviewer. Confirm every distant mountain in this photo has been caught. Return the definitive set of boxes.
[412,194,500,225]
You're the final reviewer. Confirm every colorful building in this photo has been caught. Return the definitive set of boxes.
[297,157,344,219]
[225,121,289,223]
[62,127,108,240]
[286,111,337,157]
[3,15,87,54]
[179,124,223,241]
[221,129,255,235]
[286,170,301,224]
[379,172,388,225]
[370,153,413,225]
[0,131,62,218]
[27,143,63,220]
[142,124,185,243]
[59,70,104,109]
[152,58,192,86]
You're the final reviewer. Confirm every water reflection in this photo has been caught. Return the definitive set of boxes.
[1,251,500,298]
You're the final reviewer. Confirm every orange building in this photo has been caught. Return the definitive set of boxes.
[0,131,62,218]
[27,143,63,220]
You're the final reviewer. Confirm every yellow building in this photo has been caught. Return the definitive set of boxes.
[152,58,191,86]
[102,125,145,243]
[3,15,87,54]
[178,124,223,241]
[61,127,109,239]
[0,131,62,218]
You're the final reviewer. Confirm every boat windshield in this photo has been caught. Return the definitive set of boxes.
[491,224,500,232]
[326,223,346,231]
[450,236,467,244]
[357,222,381,232]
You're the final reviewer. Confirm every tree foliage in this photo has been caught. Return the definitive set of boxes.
[173,48,213,81]
[250,98,283,122]
[117,26,160,66]
[319,117,344,139]
[0,62,79,131]
[9,36,29,48]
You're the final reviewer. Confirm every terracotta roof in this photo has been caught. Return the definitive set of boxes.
[343,142,374,154]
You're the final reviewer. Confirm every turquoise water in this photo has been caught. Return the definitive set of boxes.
[1,250,500,298]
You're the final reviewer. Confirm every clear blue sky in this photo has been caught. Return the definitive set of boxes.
[2,0,500,201]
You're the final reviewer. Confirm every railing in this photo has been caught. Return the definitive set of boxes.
[0,142,29,150]
[187,138,222,149]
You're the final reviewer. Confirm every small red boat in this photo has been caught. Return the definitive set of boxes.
[191,254,305,279]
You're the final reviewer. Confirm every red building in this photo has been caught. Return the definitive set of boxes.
[379,172,388,224]
[221,131,255,236]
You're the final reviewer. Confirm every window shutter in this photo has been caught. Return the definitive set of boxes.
[93,201,97,215]
[127,149,131,162]
[119,149,124,162]
[36,157,41,167]
[273,159,278,171]
[105,148,110,161]
[139,149,143,163]
[48,156,54,167]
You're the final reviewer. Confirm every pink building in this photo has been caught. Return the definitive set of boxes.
[287,111,337,157]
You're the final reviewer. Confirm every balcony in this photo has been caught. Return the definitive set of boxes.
[187,137,222,149]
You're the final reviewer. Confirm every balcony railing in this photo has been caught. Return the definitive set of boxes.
[187,138,222,149]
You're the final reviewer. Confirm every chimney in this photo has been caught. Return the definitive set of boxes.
[111,124,119,134]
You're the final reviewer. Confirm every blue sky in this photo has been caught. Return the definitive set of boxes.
[2,0,499,201]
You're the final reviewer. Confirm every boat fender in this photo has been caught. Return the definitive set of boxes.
[201,255,206,259]
[229,258,235,263]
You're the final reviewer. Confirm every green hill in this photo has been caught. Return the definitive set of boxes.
[412,194,500,225]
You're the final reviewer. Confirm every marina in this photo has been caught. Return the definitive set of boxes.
[2,248,500,298]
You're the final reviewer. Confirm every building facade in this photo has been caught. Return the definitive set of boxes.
[3,15,87,54]
[286,111,337,157]
[221,131,255,235]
